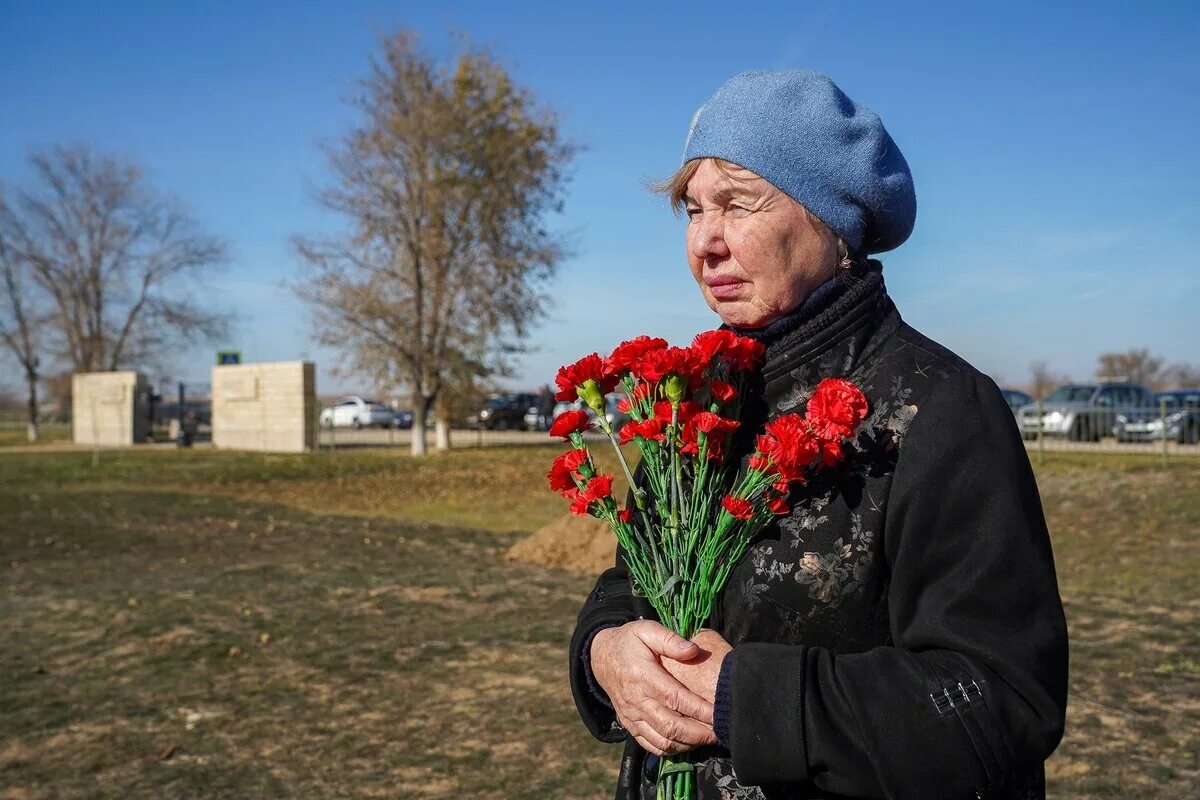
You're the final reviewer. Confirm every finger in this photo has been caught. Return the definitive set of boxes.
[632,724,689,757]
[646,705,719,748]
[635,622,700,660]
[653,679,715,726]
[633,733,666,757]
[622,707,687,756]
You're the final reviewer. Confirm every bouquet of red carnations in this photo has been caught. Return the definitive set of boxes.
[548,330,868,800]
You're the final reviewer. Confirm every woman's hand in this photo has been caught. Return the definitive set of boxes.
[590,620,719,756]
[660,628,732,706]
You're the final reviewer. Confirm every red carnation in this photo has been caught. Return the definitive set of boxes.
[617,422,638,445]
[619,416,667,445]
[767,496,791,515]
[618,508,634,523]
[606,336,668,375]
[806,378,868,439]
[555,353,619,402]
[547,449,589,492]
[587,474,614,499]
[692,411,739,437]
[548,409,592,439]
[639,417,669,442]
[653,400,700,424]
[690,330,765,372]
[547,465,575,493]
[748,454,774,473]
[710,379,738,404]
[703,438,727,463]
[567,474,615,516]
[690,330,740,366]
[616,397,631,414]
[728,336,766,371]
[817,438,846,469]
[637,346,700,383]
[721,495,755,520]
[759,414,820,480]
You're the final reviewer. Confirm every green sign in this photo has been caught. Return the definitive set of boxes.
[217,351,242,365]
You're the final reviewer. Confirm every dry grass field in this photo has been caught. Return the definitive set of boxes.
[1,446,1197,798]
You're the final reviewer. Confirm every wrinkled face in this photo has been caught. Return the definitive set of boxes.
[684,159,840,328]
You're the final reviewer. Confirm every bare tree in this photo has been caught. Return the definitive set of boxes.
[5,144,229,375]
[1028,360,1070,400]
[1096,348,1164,388]
[1161,362,1200,389]
[294,32,574,455]
[0,189,47,440]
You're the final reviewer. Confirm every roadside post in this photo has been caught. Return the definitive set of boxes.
[1036,397,1044,466]
[1161,397,1169,468]
[91,396,99,468]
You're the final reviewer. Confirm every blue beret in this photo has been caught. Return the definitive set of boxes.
[682,69,916,254]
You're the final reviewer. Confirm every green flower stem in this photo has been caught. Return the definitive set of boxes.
[593,414,646,511]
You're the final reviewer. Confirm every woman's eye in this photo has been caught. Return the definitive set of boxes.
[727,204,749,215]
[685,207,701,219]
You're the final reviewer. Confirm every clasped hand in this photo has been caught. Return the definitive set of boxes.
[589,620,732,757]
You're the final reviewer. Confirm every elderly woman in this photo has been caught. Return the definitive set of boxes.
[568,70,1068,799]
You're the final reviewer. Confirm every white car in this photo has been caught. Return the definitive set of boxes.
[319,396,394,429]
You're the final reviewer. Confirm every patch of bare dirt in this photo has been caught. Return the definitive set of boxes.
[504,513,614,575]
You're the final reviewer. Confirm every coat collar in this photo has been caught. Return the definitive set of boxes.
[735,261,899,415]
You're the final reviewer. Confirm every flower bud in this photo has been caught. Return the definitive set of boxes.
[577,379,607,416]
[663,374,687,404]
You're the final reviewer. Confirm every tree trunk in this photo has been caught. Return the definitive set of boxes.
[435,395,451,451]
[410,392,428,457]
[24,366,39,443]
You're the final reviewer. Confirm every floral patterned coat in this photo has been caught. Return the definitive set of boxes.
[568,263,1069,799]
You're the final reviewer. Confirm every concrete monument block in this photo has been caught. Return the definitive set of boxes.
[212,361,315,452]
[72,371,150,446]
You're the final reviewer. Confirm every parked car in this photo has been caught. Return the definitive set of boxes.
[1114,389,1200,444]
[1000,389,1032,415]
[467,393,538,430]
[1017,382,1155,442]
[393,410,414,430]
[530,399,579,432]
[319,396,394,429]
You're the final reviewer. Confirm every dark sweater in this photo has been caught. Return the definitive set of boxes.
[567,262,1069,799]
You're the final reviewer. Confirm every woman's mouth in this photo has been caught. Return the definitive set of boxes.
[705,277,745,299]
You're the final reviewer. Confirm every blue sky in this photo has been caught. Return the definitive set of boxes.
[2,1,1197,395]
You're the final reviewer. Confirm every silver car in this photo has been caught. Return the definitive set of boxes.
[1017,382,1155,442]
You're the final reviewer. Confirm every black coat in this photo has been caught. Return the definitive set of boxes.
[568,264,1069,799]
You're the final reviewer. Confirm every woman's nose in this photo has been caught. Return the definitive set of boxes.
[688,212,730,261]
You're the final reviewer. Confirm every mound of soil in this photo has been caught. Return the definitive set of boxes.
[506,514,615,576]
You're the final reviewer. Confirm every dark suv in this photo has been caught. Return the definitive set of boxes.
[1114,389,1200,444]
[468,393,538,430]
[1017,382,1155,442]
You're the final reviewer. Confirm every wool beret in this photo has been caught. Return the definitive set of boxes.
[682,69,916,254]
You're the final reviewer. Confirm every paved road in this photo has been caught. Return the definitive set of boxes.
[5,426,1196,457]
[316,427,1200,456]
